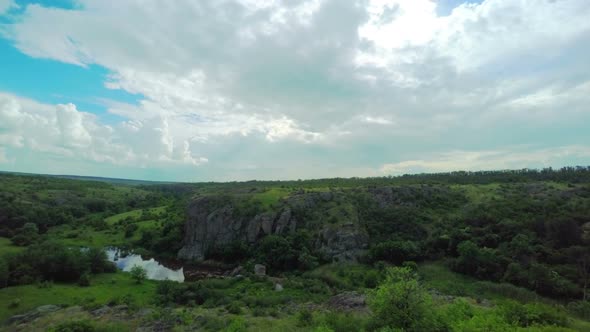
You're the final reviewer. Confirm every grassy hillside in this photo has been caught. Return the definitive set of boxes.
[0,169,589,331]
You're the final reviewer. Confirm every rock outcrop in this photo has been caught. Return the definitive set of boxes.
[316,223,369,262]
[178,190,372,262]
[178,195,299,260]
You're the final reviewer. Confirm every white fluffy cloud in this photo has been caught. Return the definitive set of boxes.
[380,146,590,175]
[0,93,207,167]
[1,0,589,180]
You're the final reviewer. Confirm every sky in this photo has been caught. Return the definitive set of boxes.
[0,0,589,182]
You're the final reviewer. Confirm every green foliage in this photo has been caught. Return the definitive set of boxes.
[129,265,147,284]
[50,320,96,332]
[500,300,568,327]
[225,317,247,332]
[315,311,370,332]
[296,308,314,327]
[78,272,91,287]
[369,240,422,264]
[568,300,590,320]
[156,280,215,306]
[124,223,138,237]
[4,242,114,286]
[255,235,297,271]
[369,267,447,331]
[227,301,244,314]
[8,298,20,308]
[11,222,39,246]
[0,257,8,288]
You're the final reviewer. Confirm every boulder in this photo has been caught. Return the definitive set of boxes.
[274,208,292,234]
[327,292,367,311]
[91,305,112,316]
[229,265,244,277]
[35,305,61,314]
[8,304,61,324]
[254,264,266,276]
[275,283,284,292]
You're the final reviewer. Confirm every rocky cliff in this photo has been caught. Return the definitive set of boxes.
[177,190,370,262]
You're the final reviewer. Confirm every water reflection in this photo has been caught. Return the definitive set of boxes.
[106,248,184,282]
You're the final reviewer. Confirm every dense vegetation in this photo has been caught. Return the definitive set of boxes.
[0,168,589,331]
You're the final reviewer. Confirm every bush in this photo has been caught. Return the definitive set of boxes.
[227,301,243,314]
[4,242,114,286]
[363,270,380,288]
[78,272,91,287]
[124,224,138,238]
[130,265,147,284]
[156,280,215,306]
[50,320,96,332]
[369,267,447,331]
[500,300,567,327]
[567,300,590,320]
[255,235,298,271]
[319,311,370,332]
[225,317,247,332]
[369,240,422,265]
[297,308,314,327]
[8,298,20,308]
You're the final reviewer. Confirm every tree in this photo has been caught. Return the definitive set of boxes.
[11,222,39,246]
[130,265,147,284]
[85,247,108,273]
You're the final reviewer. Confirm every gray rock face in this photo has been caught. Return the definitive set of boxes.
[327,292,367,311]
[178,190,368,262]
[317,224,369,262]
[178,196,299,261]
[254,264,266,276]
[8,305,61,324]
[91,305,112,316]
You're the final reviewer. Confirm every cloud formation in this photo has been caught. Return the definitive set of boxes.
[0,0,589,180]
[380,146,590,175]
[0,93,207,167]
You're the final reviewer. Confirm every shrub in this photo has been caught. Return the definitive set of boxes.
[402,261,418,272]
[252,307,267,317]
[319,311,370,332]
[500,300,568,327]
[369,267,447,331]
[297,308,314,327]
[8,298,20,308]
[78,272,91,287]
[364,270,380,288]
[369,240,422,264]
[124,224,138,238]
[567,300,590,320]
[50,320,96,332]
[227,301,243,314]
[130,265,147,284]
[156,280,215,306]
[225,317,247,332]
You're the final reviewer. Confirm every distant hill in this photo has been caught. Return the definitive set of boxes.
[0,170,170,186]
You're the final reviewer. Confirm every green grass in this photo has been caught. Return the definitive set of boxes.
[303,263,380,290]
[252,188,290,210]
[0,272,157,321]
[104,206,167,225]
[0,237,24,256]
[49,222,156,248]
[50,206,168,248]
[452,184,501,203]
[419,261,547,304]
